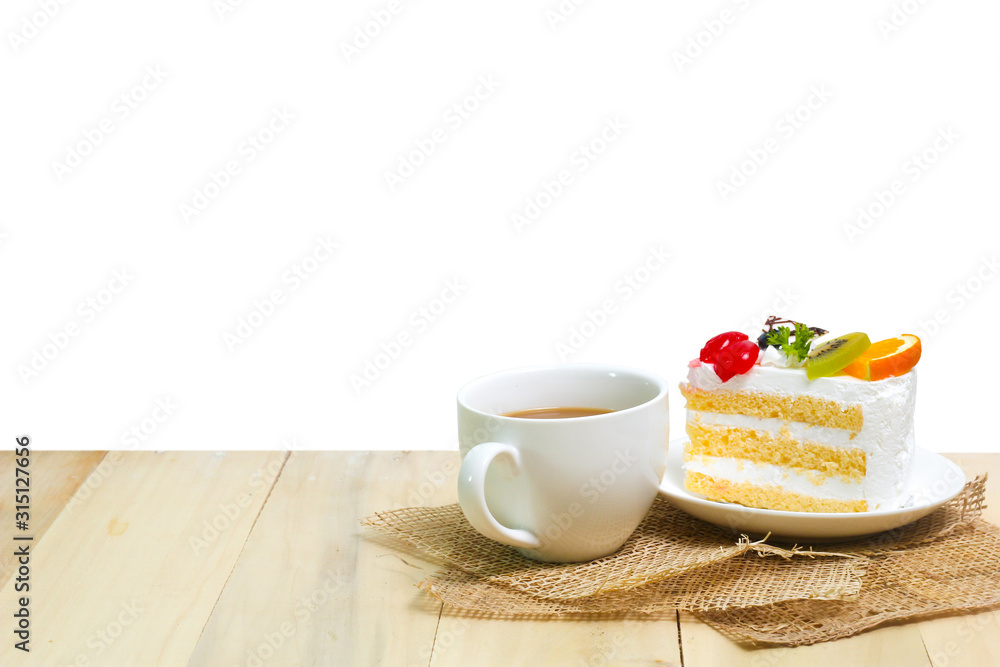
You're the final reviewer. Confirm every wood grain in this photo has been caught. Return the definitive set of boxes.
[0,450,287,666]
[430,615,682,667]
[0,450,106,588]
[188,451,453,667]
[0,450,997,665]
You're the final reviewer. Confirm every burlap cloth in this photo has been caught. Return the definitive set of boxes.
[362,475,1000,646]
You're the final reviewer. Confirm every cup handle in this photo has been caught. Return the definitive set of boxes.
[457,442,541,549]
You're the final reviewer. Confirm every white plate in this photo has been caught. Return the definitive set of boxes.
[659,438,966,542]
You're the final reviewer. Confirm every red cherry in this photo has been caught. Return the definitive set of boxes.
[714,360,737,382]
[731,340,760,374]
[715,340,759,382]
[700,331,749,363]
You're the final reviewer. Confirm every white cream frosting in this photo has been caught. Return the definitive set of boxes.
[682,361,917,510]
[759,345,802,368]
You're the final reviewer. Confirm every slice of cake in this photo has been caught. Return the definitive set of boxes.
[679,317,921,513]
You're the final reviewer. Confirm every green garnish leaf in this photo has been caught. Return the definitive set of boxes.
[767,323,816,362]
[766,326,792,356]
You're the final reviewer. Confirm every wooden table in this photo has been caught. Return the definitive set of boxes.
[1,451,998,666]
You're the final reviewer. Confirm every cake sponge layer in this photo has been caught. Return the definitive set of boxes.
[685,421,866,484]
[679,385,863,434]
[685,470,868,513]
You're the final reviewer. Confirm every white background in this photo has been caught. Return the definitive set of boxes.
[3,0,998,453]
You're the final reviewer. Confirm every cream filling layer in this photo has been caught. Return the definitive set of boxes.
[687,410,855,448]
[685,454,862,502]
[684,452,905,510]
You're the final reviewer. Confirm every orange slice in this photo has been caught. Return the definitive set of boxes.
[841,334,921,381]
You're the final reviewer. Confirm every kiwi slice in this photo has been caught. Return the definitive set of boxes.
[806,332,871,380]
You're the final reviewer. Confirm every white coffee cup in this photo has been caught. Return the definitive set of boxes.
[457,364,669,563]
